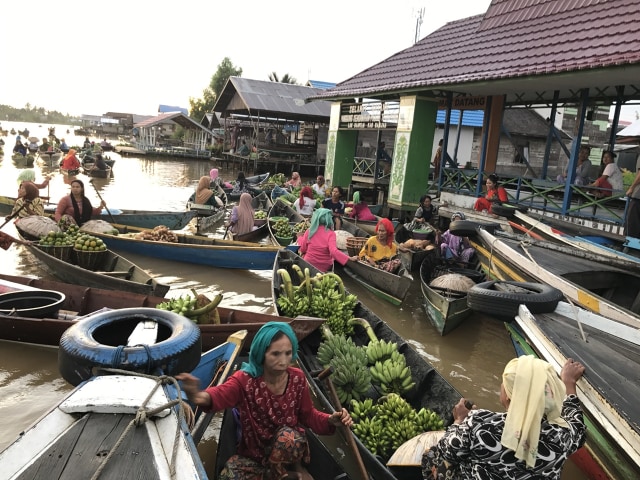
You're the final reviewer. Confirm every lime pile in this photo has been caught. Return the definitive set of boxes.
[272,218,293,238]
[255,210,267,220]
[74,234,107,251]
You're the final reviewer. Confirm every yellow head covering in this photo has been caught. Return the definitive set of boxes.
[501,355,567,468]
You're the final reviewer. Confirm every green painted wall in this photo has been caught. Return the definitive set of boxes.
[388,96,437,210]
[325,130,357,189]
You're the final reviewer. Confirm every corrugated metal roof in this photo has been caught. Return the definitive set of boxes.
[310,0,640,105]
[135,112,214,133]
[436,110,484,127]
[214,77,331,123]
[158,104,188,115]
[307,80,337,90]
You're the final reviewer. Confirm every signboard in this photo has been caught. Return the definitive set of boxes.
[339,102,399,129]
[438,95,486,110]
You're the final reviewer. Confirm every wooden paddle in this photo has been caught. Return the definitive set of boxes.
[315,367,369,480]
[88,179,116,224]
[0,202,28,230]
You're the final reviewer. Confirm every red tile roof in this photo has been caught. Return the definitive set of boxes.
[313,0,640,105]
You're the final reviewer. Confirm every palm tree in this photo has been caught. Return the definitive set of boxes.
[268,72,298,85]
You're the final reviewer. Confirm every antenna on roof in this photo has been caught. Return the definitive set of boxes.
[414,7,424,44]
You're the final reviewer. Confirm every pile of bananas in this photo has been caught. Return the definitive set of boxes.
[370,350,415,395]
[316,333,371,405]
[351,393,445,460]
[156,292,222,324]
[268,173,286,185]
[365,339,397,363]
[276,266,357,335]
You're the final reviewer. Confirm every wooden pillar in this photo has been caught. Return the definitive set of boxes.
[387,95,437,212]
[325,102,357,189]
[480,95,506,174]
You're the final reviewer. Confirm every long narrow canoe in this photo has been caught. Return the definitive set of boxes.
[0,196,199,230]
[267,198,304,251]
[17,229,170,297]
[340,259,414,306]
[0,274,325,352]
[272,249,462,480]
[232,191,273,243]
[0,327,246,479]
[88,223,281,270]
[507,303,640,479]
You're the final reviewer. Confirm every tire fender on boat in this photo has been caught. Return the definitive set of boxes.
[466,281,563,318]
[59,307,202,386]
[490,204,529,218]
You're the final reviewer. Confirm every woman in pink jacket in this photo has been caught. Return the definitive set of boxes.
[298,208,358,272]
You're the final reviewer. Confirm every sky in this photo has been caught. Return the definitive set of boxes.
[0,0,493,117]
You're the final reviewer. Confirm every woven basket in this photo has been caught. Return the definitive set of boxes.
[346,236,367,256]
[38,244,72,262]
[73,248,108,271]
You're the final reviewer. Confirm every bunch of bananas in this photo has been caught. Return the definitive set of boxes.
[156,292,222,324]
[349,397,376,421]
[369,350,415,395]
[276,266,357,335]
[415,406,445,432]
[352,416,388,458]
[365,339,398,364]
[317,333,371,404]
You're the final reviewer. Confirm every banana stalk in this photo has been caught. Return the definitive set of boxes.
[277,268,294,301]
[322,272,346,300]
[190,293,223,323]
[348,318,378,343]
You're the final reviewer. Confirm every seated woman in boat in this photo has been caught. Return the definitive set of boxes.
[358,218,402,273]
[473,173,508,214]
[293,186,316,217]
[312,175,327,198]
[60,149,81,172]
[10,182,45,219]
[28,139,39,153]
[16,169,50,190]
[322,186,345,229]
[438,212,475,266]
[100,138,112,148]
[93,153,109,170]
[231,171,258,196]
[347,191,377,221]
[13,138,27,156]
[177,322,353,480]
[586,150,624,199]
[209,168,228,189]
[422,356,585,480]
[189,176,224,207]
[54,179,106,227]
[83,137,92,149]
[38,138,52,153]
[412,194,437,228]
[285,171,302,189]
[59,138,69,153]
[298,208,358,272]
[226,192,256,236]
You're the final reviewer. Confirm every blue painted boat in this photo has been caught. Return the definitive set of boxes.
[88,223,282,270]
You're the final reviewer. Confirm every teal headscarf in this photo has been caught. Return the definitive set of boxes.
[353,191,361,204]
[308,208,333,240]
[240,321,298,377]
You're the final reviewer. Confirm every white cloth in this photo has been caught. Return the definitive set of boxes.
[603,163,624,191]
[312,183,325,197]
[294,196,315,216]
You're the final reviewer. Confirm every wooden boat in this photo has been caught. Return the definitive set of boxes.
[395,223,438,271]
[0,323,246,480]
[187,184,227,231]
[231,191,273,243]
[82,165,112,178]
[60,167,80,176]
[342,215,400,236]
[37,149,63,167]
[341,258,414,306]
[267,197,304,251]
[88,223,282,270]
[272,249,462,480]
[17,228,169,297]
[506,302,640,480]
[222,172,270,201]
[11,153,35,167]
[510,210,640,268]
[0,273,326,351]
[215,407,350,480]
[470,224,640,328]
[419,256,485,335]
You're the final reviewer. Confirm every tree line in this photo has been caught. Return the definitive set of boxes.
[0,104,78,125]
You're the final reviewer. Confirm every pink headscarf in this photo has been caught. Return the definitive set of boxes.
[299,186,313,208]
[210,168,219,181]
[375,218,395,247]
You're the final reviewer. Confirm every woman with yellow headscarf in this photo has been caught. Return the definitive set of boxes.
[422,355,586,479]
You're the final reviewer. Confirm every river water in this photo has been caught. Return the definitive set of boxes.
[0,121,586,478]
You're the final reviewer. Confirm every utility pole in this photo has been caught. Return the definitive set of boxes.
[414,7,424,44]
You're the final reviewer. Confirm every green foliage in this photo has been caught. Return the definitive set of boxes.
[268,72,299,85]
[622,168,636,189]
[211,57,242,98]
[0,103,79,125]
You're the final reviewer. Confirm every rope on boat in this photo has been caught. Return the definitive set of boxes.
[89,368,194,480]
[563,297,588,343]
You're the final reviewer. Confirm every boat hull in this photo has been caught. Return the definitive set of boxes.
[341,260,413,305]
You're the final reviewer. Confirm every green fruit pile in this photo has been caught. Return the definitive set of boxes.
[156,293,222,324]
[293,219,309,234]
[254,210,267,219]
[276,266,357,335]
[73,234,107,252]
[272,218,293,238]
[268,173,286,185]
[39,230,75,247]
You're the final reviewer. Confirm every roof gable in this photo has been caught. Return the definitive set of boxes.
[312,0,640,105]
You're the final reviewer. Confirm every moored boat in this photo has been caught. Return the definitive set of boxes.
[419,256,485,335]
[16,228,169,297]
[222,172,270,201]
[506,302,640,479]
[267,197,304,251]
[37,149,63,167]
[0,273,326,351]
[231,191,273,243]
[87,223,283,270]
[82,165,112,178]
[395,222,438,271]
[272,249,462,480]
[0,313,246,480]
[340,257,414,306]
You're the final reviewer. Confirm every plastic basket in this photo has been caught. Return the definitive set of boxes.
[38,244,73,262]
[274,235,294,246]
[346,237,367,256]
[73,248,108,271]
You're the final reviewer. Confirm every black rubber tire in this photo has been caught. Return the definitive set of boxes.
[491,204,529,218]
[59,307,202,386]
[449,220,480,237]
[466,281,563,319]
